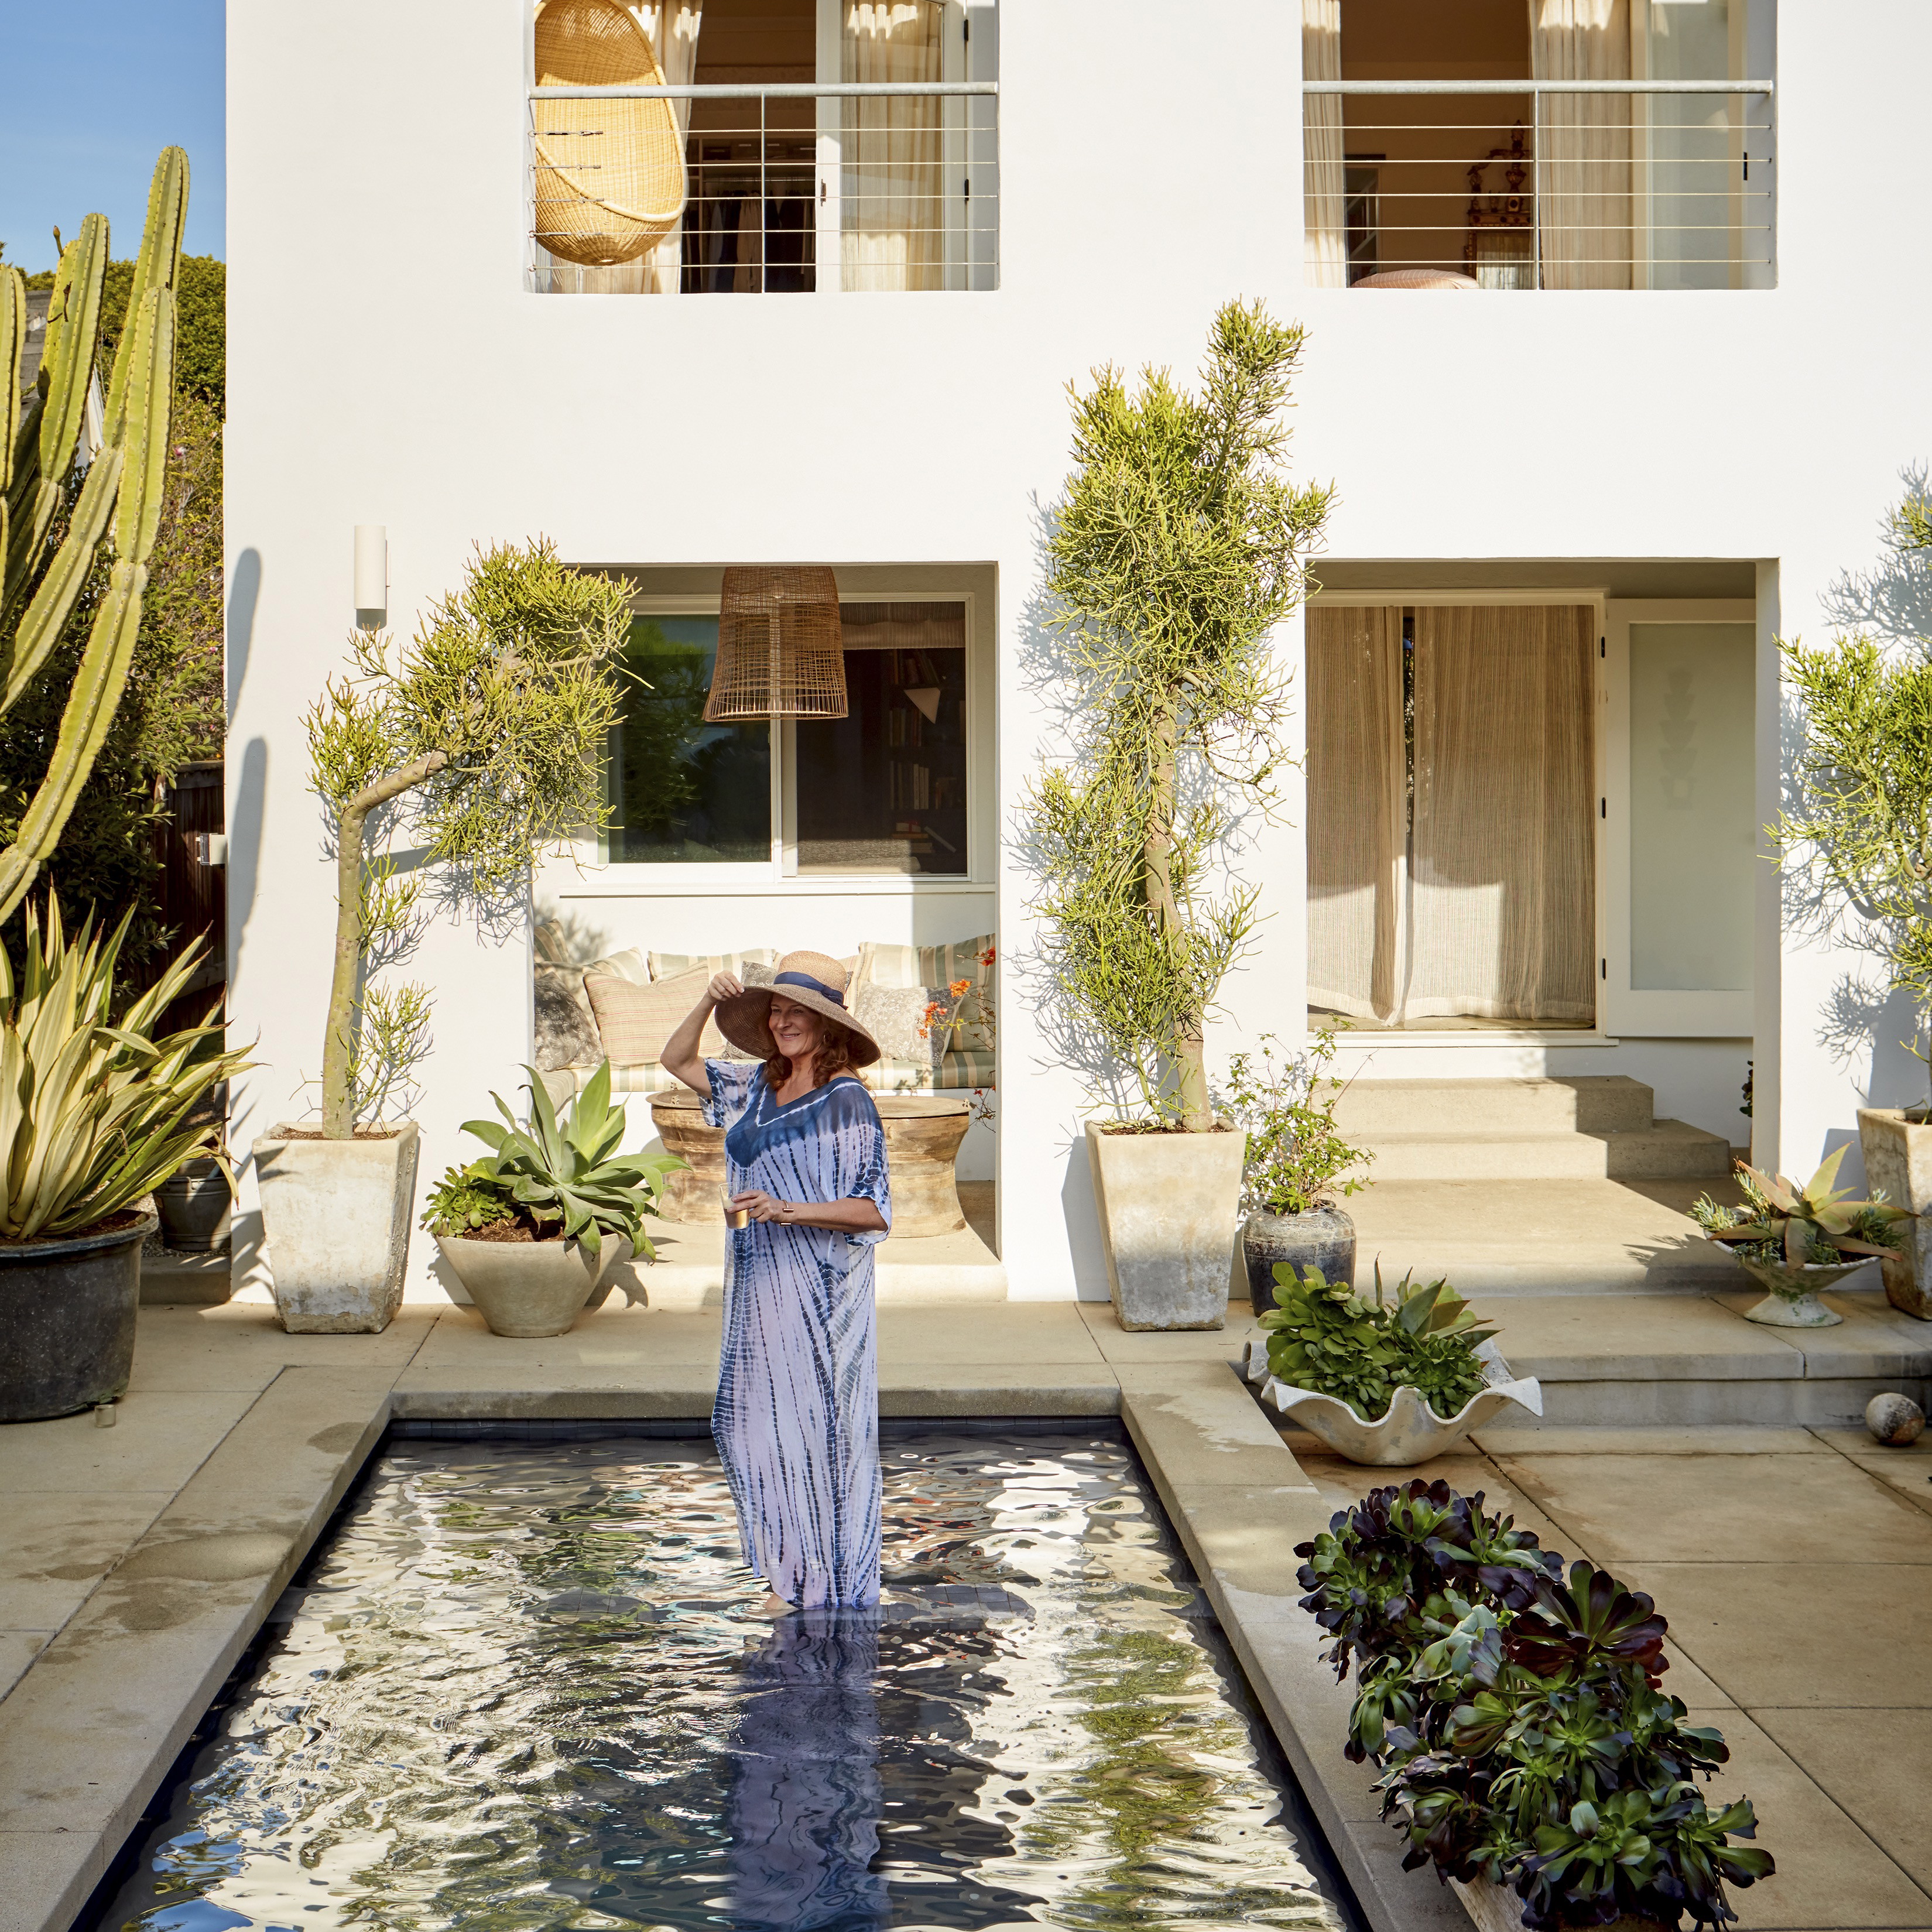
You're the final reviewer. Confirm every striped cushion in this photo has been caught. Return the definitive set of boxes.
[572,1059,686,1096]
[648,947,777,982]
[861,1056,936,1096]
[935,1044,995,1092]
[583,947,650,986]
[583,966,724,1064]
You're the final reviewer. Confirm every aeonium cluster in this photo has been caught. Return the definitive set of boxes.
[1295,1479,1773,1930]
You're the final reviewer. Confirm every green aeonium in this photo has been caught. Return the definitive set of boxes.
[1259,1263,1497,1422]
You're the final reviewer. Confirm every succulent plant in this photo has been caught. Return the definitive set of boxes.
[442,1061,684,1261]
[1691,1145,1911,1269]
[1259,1262,1498,1421]
[1294,1479,1775,1930]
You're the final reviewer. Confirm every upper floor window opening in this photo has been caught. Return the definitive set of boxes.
[529,0,999,296]
[1303,0,1775,290]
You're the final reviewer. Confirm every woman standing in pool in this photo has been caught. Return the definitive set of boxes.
[662,951,892,1613]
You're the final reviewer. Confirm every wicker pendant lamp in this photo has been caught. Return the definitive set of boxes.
[704,567,848,721]
[532,0,687,268]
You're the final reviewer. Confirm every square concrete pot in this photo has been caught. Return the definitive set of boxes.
[252,1122,420,1333]
[1857,1108,1932,1319]
[1085,1121,1246,1330]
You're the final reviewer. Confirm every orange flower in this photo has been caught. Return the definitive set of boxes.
[948,977,971,998]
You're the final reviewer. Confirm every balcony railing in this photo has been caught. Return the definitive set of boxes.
[1304,78,1775,289]
[529,81,998,295]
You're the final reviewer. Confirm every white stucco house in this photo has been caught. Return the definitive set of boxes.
[224,0,1932,1307]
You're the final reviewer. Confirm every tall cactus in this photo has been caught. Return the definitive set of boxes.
[0,148,187,923]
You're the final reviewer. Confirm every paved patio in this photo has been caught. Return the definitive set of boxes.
[1,1295,1928,1932]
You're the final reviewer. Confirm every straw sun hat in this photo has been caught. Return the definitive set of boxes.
[714,950,882,1068]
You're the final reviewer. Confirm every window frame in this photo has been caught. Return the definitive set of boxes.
[571,586,991,898]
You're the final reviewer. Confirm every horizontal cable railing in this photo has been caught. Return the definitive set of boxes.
[528,82,999,296]
[1304,78,1774,287]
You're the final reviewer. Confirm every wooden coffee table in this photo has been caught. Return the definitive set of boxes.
[649,1087,971,1236]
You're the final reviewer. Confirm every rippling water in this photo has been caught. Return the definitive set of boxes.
[96,1428,1352,1932]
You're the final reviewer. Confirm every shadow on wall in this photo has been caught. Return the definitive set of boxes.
[1781,471,1932,1144]
[225,547,269,1279]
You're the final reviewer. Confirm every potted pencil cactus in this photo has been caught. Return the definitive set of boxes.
[1028,299,1332,1330]
[252,543,630,1332]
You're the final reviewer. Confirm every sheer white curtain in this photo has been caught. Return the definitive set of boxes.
[1303,0,1348,287]
[842,2,944,292]
[1530,0,1632,290]
[1405,605,1596,1022]
[1307,607,1406,1019]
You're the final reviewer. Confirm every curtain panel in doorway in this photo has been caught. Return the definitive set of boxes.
[1531,0,1633,289]
[1307,605,1406,1019]
[843,2,944,291]
[1406,604,1597,1022]
[1303,0,1347,287]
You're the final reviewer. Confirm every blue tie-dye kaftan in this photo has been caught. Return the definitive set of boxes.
[704,1060,892,1609]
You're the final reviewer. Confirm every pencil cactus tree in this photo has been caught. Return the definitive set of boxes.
[305,542,631,1138]
[1028,299,1333,1129]
[0,149,187,922]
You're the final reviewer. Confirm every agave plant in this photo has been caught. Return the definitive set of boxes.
[1691,1145,1911,1268]
[1,898,251,1242]
[431,1063,683,1262]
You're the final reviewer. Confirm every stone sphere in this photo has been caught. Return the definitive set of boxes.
[1865,1392,1927,1446]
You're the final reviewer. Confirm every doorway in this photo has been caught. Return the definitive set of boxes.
[1307,601,1597,1030]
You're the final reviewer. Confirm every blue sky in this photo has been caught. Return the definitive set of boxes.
[1,0,224,273]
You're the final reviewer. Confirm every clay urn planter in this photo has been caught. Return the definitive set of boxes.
[1856,1107,1932,1318]
[252,1122,420,1333]
[153,1156,232,1251]
[434,1231,631,1337]
[1240,1205,1355,1315]
[1085,1121,1247,1330]
[0,1211,158,1422]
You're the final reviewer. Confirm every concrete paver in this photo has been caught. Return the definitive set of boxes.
[0,1495,171,1630]
[1751,1708,1932,1896]
[0,1389,260,1493]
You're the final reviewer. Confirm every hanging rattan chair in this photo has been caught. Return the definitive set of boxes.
[532,0,687,268]
[705,568,848,721]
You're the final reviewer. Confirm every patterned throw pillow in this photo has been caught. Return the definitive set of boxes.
[583,966,727,1065]
[534,965,603,1072]
[855,933,995,1056]
[851,983,962,1068]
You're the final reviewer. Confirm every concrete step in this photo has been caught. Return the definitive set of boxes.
[1358,1119,1732,1183]
[1328,1074,1656,1136]
[1342,1177,1746,1293]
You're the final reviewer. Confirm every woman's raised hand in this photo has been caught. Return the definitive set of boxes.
[708,971,744,1005]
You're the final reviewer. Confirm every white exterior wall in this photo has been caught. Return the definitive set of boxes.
[226,1,1932,1303]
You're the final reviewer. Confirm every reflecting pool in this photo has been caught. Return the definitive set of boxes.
[94,1426,1355,1931]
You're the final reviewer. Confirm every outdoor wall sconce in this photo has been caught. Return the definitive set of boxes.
[704,566,848,721]
[354,525,387,625]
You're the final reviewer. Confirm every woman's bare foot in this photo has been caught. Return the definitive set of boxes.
[753,1590,797,1618]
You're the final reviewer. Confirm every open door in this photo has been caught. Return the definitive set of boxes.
[1602,600,1756,1035]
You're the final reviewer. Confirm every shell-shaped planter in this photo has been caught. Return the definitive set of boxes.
[1248,1338,1542,1466]
[1735,1255,1866,1328]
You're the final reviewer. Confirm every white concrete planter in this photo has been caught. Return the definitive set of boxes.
[434,1232,630,1337]
[252,1122,420,1334]
[1452,1874,1663,1932]
[1734,1255,1861,1328]
[1085,1121,1246,1330]
[1247,1338,1542,1465]
[1857,1107,1932,1319]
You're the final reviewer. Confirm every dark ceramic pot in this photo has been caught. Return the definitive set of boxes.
[153,1157,231,1251]
[1242,1207,1356,1316]
[0,1211,157,1421]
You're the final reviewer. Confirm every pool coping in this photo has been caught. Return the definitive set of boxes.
[0,1359,1461,1932]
